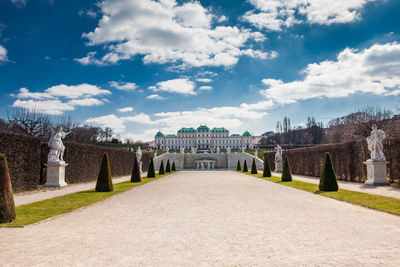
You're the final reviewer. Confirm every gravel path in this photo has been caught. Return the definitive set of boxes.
[1,170,400,266]
[271,171,400,199]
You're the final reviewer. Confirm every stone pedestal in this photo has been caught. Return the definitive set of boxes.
[44,162,68,187]
[275,161,282,172]
[139,162,143,173]
[364,160,390,185]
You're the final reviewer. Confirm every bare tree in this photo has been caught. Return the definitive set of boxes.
[7,108,52,139]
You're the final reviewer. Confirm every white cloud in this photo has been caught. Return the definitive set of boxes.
[11,83,110,114]
[196,78,212,83]
[198,86,213,91]
[0,45,8,62]
[218,15,228,22]
[243,0,379,31]
[109,81,138,91]
[149,78,196,95]
[79,9,97,18]
[146,94,166,100]
[260,42,400,104]
[118,107,134,113]
[77,0,271,67]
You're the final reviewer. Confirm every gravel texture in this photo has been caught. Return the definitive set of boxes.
[1,170,400,266]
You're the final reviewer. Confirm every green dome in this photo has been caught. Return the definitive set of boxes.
[197,125,210,132]
[178,127,196,133]
[155,131,164,137]
[211,127,228,132]
[242,131,251,136]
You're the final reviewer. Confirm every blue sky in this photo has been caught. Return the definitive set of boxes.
[0,0,399,141]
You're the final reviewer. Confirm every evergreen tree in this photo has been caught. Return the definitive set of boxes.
[263,156,272,177]
[131,158,141,183]
[147,157,155,178]
[166,159,171,173]
[0,153,16,223]
[243,160,248,172]
[171,161,176,171]
[236,160,241,171]
[95,153,114,192]
[319,152,339,191]
[251,158,258,174]
[159,160,165,175]
[281,157,292,182]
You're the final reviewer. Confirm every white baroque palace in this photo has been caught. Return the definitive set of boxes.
[154,125,258,150]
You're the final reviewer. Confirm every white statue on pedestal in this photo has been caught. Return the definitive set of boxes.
[191,147,197,154]
[217,147,220,154]
[366,124,386,161]
[180,146,185,154]
[48,126,70,163]
[136,146,142,162]
[166,147,169,153]
[275,145,282,162]
[254,148,259,158]
[241,146,246,153]
[226,147,231,154]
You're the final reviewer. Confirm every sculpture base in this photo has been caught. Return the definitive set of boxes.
[44,162,68,187]
[364,161,390,185]
[275,161,282,172]
[139,162,143,173]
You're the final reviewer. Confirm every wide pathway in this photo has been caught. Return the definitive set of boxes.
[1,171,400,265]
[272,171,400,199]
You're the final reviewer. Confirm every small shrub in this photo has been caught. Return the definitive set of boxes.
[263,157,271,177]
[319,152,339,191]
[95,153,114,192]
[0,153,16,223]
[147,157,155,178]
[281,157,292,182]
[243,160,248,172]
[236,160,241,171]
[166,159,171,173]
[171,161,176,171]
[131,158,141,183]
[159,160,165,175]
[251,158,257,174]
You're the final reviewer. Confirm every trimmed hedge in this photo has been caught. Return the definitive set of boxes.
[147,158,155,178]
[159,160,165,175]
[251,158,257,174]
[166,159,171,173]
[281,157,292,182]
[243,160,248,172]
[319,152,338,191]
[95,153,114,192]
[171,161,176,171]
[131,158,141,183]
[263,156,271,177]
[236,160,241,171]
[0,153,16,223]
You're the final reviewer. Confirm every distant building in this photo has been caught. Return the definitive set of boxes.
[154,125,258,150]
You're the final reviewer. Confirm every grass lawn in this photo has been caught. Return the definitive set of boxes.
[1,172,175,227]
[240,171,400,216]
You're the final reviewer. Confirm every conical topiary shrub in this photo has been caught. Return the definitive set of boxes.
[159,160,165,175]
[95,153,114,192]
[319,152,339,191]
[236,160,241,171]
[281,157,292,182]
[243,160,248,172]
[166,159,171,173]
[263,156,271,177]
[0,153,16,223]
[171,161,176,171]
[251,158,257,174]
[147,157,155,178]
[131,158,141,183]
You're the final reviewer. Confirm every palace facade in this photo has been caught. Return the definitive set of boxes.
[154,125,258,150]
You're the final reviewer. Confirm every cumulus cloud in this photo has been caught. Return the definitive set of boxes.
[118,107,134,113]
[196,78,212,83]
[146,94,166,100]
[0,45,8,62]
[243,0,379,31]
[260,42,400,103]
[109,81,138,91]
[11,83,110,114]
[76,0,271,67]
[198,86,213,91]
[149,78,196,95]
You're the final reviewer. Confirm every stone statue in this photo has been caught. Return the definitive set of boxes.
[275,145,282,162]
[366,124,386,161]
[210,147,214,154]
[166,147,169,153]
[47,126,70,163]
[136,146,142,162]
[191,147,197,154]
[241,146,245,153]
[217,147,220,154]
[254,148,259,158]
[227,146,231,154]
[180,146,185,154]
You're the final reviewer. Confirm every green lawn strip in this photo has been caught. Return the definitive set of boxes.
[1,172,175,227]
[239,171,400,216]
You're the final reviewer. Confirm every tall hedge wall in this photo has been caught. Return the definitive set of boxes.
[0,132,151,192]
[264,137,400,184]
